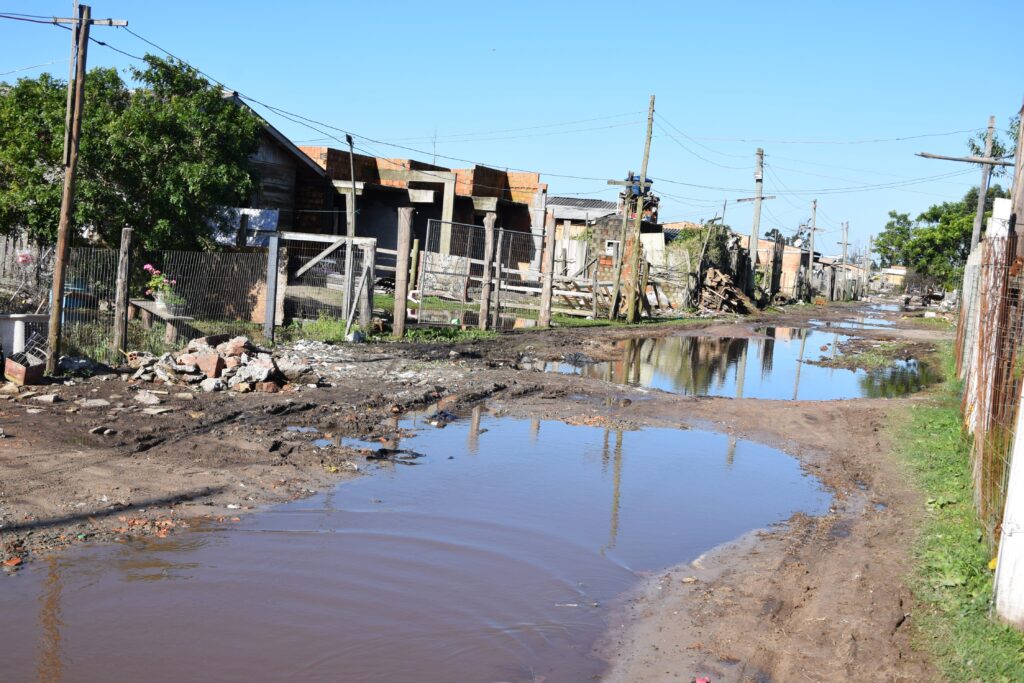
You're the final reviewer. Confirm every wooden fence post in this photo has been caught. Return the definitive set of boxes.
[393,208,413,338]
[539,210,556,327]
[359,240,376,331]
[591,263,599,319]
[478,213,497,330]
[263,231,280,343]
[409,238,420,292]
[112,227,133,356]
[491,228,505,329]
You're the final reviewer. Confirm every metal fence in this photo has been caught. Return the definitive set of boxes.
[0,235,52,312]
[280,234,371,326]
[957,235,1023,544]
[416,219,547,330]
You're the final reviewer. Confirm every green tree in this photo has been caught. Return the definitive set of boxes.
[968,114,1019,178]
[876,185,1010,287]
[875,210,913,267]
[0,55,261,249]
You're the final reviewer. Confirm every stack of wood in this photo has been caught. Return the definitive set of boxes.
[699,268,755,314]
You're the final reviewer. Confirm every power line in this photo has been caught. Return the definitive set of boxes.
[654,112,751,159]
[652,117,748,170]
[685,128,984,145]
[0,58,68,76]
[392,110,645,142]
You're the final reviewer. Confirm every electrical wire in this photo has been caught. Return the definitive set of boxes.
[653,118,748,170]
[0,58,68,76]
[685,128,984,145]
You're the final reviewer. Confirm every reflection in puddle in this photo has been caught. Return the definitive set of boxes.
[534,327,934,400]
[0,416,830,683]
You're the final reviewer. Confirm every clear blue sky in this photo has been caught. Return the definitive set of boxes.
[2,0,1021,256]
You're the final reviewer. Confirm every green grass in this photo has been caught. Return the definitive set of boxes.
[370,326,498,343]
[894,346,1024,681]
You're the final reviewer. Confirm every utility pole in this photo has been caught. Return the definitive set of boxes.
[916,115,1013,254]
[749,148,764,292]
[46,5,128,374]
[624,94,656,324]
[805,198,817,301]
[840,221,849,301]
[735,150,775,297]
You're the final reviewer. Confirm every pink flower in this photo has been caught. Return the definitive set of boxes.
[153,270,161,276]
[143,264,154,272]
[145,289,152,295]
[170,279,177,285]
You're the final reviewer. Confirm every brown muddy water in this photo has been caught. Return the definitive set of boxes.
[0,414,830,682]
[536,327,936,400]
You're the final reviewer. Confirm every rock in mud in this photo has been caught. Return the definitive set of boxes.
[133,391,162,406]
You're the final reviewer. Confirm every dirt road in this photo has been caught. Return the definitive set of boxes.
[0,300,950,681]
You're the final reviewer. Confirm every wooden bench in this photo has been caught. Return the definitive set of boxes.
[129,299,195,345]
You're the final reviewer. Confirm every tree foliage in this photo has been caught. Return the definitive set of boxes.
[0,55,261,249]
[875,185,1009,287]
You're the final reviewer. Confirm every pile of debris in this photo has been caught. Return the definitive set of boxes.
[698,268,755,314]
[128,334,321,393]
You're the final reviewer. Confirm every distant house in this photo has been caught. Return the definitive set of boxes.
[879,265,907,290]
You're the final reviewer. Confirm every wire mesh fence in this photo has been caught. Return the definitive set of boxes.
[957,235,1023,544]
[0,235,53,312]
[281,235,369,328]
[61,247,120,364]
[417,219,562,331]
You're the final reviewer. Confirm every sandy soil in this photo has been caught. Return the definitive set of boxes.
[0,298,948,681]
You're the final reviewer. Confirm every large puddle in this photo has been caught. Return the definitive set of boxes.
[535,327,934,400]
[0,414,830,682]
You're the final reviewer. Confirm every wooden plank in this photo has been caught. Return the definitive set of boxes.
[280,231,375,246]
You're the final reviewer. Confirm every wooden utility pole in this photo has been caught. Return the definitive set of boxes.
[806,199,817,301]
[47,5,127,373]
[748,148,765,292]
[840,221,850,300]
[624,94,656,324]
[971,116,997,251]
[916,115,1014,254]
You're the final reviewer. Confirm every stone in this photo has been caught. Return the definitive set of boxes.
[200,378,225,392]
[195,352,225,379]
[276,358,313,382]
[79,398,111,408]
[89,426,117,435]
[33,394,62,404]
[176,353,199,367]
[186,334,231,352]
[173,393,194,400]
[255,381,281,393]
[143,407,175,415]
[233,382,253,393]
[171,363,198,374]
[0,383,21,396]
[224,356,241,369]
[215,336,251,357]
[134,391,162,406]
[234,363,273,384]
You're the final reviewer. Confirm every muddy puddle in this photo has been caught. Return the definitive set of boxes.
[533,326,933,400]
[0,414,830,682]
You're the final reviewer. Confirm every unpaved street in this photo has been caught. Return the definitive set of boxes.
[0,301,951,681]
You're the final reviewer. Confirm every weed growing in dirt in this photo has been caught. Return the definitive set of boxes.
[895,347,1024,682]
[373,327,498,343]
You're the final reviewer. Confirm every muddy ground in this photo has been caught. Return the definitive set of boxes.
[0,299,953,681]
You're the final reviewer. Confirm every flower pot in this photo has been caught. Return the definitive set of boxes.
[153,293,183,316]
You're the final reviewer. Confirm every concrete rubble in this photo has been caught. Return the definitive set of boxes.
[126,334,323,393]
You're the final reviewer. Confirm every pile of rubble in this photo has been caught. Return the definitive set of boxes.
[129,334,321,393]
[698,268,755,314]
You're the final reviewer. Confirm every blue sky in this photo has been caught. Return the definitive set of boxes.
[2,0,1021,256]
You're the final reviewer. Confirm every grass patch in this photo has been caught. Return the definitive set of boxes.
[906,315,956,330]
[894,345,1024,681]
[371,326,498,343]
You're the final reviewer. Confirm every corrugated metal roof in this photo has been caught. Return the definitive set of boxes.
[546,196,618,211]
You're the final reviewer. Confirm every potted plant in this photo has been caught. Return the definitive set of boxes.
[143,264,184,314]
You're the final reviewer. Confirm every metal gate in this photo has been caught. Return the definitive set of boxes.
[279,232,376,328]
[416,219,541,330]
